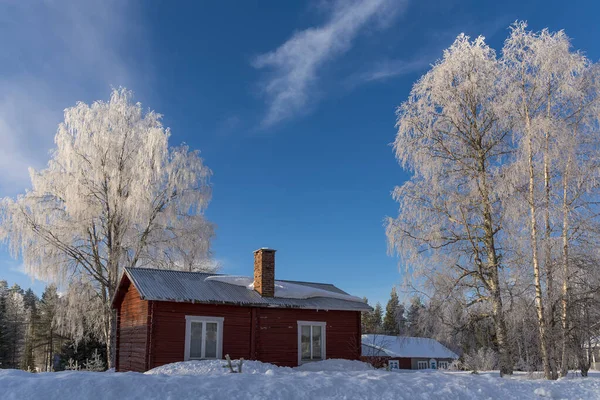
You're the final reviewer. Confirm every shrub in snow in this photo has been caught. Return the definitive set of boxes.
[84,349,106,372]
[447,360,462,371]
[359,356,387,369]
[65,358,81,371]
[463,348,498,372]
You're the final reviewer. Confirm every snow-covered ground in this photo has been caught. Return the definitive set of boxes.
[1,360,599,400]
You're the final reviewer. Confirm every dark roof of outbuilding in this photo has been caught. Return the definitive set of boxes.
[112,267,372,312]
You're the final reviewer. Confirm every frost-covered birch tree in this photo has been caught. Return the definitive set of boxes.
[390,22,600,380]
[502,22,600,379]
[0,88,215,368]
[387,34,514,376]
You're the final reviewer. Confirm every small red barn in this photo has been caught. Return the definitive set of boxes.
[111,248,372,372]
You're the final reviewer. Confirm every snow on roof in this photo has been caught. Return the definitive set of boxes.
[361,335,459,359]
[204,275,365,302]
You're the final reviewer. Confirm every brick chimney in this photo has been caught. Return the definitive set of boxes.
[253,248,276,297]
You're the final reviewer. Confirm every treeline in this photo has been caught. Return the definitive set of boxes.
[363,285,599,374]
[361,288,422,337]
[362,289,448,340]
[0,280,106,371]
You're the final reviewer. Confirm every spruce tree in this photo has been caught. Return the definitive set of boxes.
[372,302,383,333]
[21,289,39,371]
[4,288,26,368]
[0,280,7,367]
[406,296,425,337]
[37,285,60,371]
[383,288,402,335]
[361,297,372,333]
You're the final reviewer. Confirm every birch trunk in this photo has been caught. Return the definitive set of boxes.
[559,153,571,377]
[479,153,513,376]
[543,96,558,380]
[527,122,552,380]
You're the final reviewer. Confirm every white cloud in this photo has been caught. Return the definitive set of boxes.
[353,57,432,84]
[0,0,150,194]
[253,0,408,127]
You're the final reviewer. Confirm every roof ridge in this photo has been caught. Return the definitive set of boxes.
[124,266,223,275]
[278,278,336,287]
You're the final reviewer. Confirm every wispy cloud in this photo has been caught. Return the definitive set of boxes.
[352,57,432,85]
[253,0,408,127]
[0,1,151,194]
[349,15,512,87]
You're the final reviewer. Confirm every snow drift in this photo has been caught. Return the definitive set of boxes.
[1,360,599,400]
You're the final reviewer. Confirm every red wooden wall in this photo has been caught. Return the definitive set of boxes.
[360,356,412,369]
[115,280,362,372]
[150,302,253,369]
[116,283,149,372]
[255,308,361,367]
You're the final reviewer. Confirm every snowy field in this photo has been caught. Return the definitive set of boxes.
[1,359,599,400]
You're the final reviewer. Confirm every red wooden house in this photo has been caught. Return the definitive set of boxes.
[111,248,372,372]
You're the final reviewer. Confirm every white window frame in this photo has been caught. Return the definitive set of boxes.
[417,360,428,370]
[297,321,326,365]
[184,316,224,361]
[388,360,399,370]
[438,361,449,369]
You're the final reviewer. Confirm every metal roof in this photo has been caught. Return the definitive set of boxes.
[361,335,459,359]
[123,267,372,312]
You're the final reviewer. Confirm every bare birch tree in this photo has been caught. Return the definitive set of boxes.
[0,88,215,367]
[387,34,514,375]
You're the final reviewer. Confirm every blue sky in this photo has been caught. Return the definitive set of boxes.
[1,0,599,307]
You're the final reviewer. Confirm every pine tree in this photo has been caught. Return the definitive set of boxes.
[361,297,372,333]
[3,288,26,368]
[37,285,60,371]
[372,303,383,333]
[406,296,425,337]
[396,303,407,335]
[383,287,403,335]
[21,289,39,371]
[0,280,7,367]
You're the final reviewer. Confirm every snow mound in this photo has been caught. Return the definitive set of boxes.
[146,359,373,377]
[204,275,364,302]
[145,360,288,376]
[533,388,553,397]
[295,359,374,372]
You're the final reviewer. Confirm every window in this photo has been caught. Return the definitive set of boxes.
[184,316,224,360]
[388,360,399,370]
[429,359,437,369]
[297,321,326,364]
[417,360,428,370]
[438,361,449,369]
